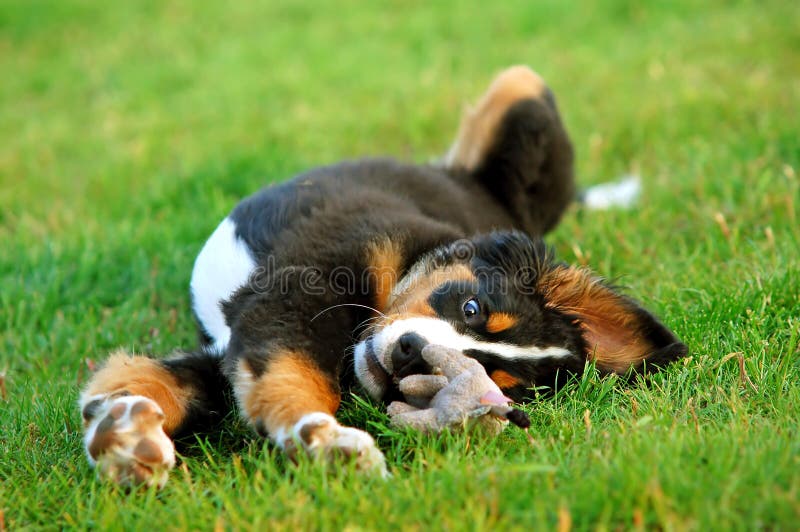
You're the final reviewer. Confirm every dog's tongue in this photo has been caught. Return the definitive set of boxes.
[479,390,513,406]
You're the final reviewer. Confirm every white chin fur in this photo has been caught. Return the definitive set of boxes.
[353,342,388,400]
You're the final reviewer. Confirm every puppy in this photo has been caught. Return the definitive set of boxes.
[79,66,686,486]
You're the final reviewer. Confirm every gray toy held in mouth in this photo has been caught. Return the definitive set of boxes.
[387,345,531,435]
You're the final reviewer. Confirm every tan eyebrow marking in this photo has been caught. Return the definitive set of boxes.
[490,369,522,390]
[485,312,519,334]
[386,263,475,317]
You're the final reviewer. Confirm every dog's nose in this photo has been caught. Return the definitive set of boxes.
[391,332,429,376]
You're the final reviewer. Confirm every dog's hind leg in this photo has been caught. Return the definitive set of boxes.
[445,66,575,235]
[79,349,229,488]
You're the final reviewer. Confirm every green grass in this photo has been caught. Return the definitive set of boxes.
[1,0,799,529]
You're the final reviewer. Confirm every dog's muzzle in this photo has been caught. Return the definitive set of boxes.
[362,336,391,392]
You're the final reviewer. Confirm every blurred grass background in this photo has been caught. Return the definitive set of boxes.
[1,0,799,529]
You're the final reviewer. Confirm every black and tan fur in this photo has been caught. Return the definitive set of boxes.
[79,66,687,485]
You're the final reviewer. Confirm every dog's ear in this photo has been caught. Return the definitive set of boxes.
[538,266,687,374]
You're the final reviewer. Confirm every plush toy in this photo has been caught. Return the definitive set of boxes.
[386,345,530,435]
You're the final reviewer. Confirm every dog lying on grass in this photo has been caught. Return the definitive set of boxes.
[79,66,687,487]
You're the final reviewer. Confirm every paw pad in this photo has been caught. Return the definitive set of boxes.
[81,395,176,488]
[289,414,388,477]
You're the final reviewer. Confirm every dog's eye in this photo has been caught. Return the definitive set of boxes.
[462,298,481,320]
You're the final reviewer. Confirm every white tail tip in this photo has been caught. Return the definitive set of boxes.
[582,175,642,210]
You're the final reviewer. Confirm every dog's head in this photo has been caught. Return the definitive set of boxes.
[354,231,687,401]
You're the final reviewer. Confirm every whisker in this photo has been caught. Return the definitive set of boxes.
[310,303,386,323]
[360,319,388,339]
[356,315,384,327]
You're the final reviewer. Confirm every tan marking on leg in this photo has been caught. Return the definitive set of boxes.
[486,312,519,334]
[446,66,549,171]
[236,359,388,475]
[490,369,522,390]
[236,351,340,437]
[365,238,404,313]
[84,350,190,435]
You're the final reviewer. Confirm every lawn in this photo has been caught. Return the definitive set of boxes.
[1,0,799,529]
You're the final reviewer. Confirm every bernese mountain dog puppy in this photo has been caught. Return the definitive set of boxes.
[79,66,687,486]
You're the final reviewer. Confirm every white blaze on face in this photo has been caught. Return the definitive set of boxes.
[353,316,571,399]
[190,217,256,355]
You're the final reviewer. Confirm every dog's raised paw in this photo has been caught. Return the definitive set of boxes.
[81,394,176,488]
[287,413,388,477]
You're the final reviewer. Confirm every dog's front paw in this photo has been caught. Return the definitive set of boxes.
[286,413,388,477]
[81,394,176,488]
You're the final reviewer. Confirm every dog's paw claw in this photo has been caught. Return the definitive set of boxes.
[290,413,388,477]
[82,395,176,488]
